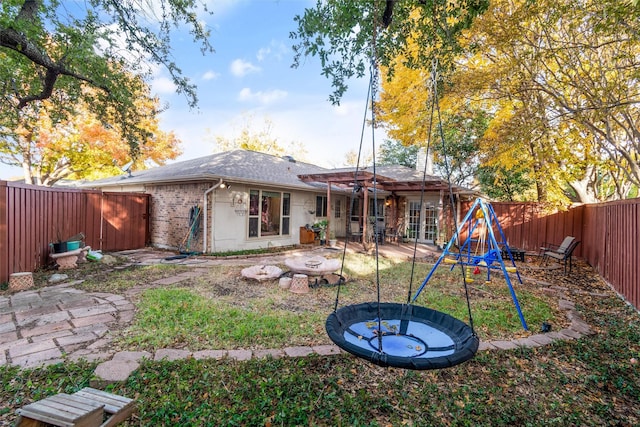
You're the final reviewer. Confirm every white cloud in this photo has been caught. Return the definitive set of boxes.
[256,47,271,62]
[333,102,355,117]
[230,59,261,77]
[202,70,220,80]
[238,88,287,104]
[256,40,288,62]
[156,90,386,172]
[151,76,177,94]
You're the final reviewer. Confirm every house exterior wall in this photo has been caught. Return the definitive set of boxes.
[145,182,211,252]
[99,181,348,253]
[210,184,347,252]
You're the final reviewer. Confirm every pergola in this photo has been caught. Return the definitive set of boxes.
[298,168,471,244]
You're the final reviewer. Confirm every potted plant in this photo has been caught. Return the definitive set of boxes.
[313,219,328,245]
[51,229,68,253]
[404,226,416,242]
[50,231,84,253]
[329,230,337,247]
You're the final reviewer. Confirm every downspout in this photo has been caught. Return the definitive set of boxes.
[326,181,332,244]
[99,192,104,251]
[203,179,224,253]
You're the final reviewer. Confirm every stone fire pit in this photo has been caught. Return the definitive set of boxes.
[284,256,341,276]
[240,265,284,281]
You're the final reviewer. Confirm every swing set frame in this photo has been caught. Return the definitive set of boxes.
[411,197,529,331]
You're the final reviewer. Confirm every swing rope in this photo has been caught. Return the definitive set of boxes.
[333,61,374,313]
[332,55,479,335]
[332,22,386,351]
[369,23,384,352]
[325,55,480,368]
[405,62,438,304]
[431,62,476,335]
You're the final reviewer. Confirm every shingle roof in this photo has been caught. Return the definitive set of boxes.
[375,165,442,182]
[83,150,477,196]
[297,164,473,193]
[84,150,329,190]
[322,165,443,182]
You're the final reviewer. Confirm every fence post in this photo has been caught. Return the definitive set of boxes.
[0,181,7,285]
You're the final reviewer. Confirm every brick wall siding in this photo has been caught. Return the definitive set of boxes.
[145,183,210,252]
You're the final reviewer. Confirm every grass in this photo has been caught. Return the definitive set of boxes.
[3,313,638,426]
[0,361,98,418]
[113,253,557,351]
[207,245,299,257]
[1,252,638,425]
[74,264,192,294]
[121,289,324,350]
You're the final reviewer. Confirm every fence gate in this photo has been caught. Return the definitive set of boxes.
[101,192,150,251]
[0,181,150,284]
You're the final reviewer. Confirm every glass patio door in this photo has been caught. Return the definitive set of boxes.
[423,204,438,242]
[407,200,438,243]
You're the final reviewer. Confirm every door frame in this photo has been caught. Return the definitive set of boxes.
[405,196,440,244]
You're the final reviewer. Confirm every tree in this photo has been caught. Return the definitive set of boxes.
[451,0,640,204]
[431,108,488,188]
[375,56,489,187]
[213,115,308,160]
[2,86,181,186]
[477,165,535,202]
[378,139,419,168]
[0,0,212,157]
[344,148,373,167]
[291,0,489,104]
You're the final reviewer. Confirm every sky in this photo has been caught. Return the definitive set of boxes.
[0,0,384,180]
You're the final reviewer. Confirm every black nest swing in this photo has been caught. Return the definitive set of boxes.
[326,302,479,370]
[326,57,478,371]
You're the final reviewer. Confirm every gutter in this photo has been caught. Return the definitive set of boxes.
[203,178,224,253]
[84,174,330,192]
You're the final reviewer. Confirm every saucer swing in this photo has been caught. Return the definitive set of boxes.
[325,57,479,370]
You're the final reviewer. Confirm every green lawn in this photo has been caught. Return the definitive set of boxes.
[1,255,638,426]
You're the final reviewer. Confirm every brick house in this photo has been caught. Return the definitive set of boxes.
[85,150,472,253]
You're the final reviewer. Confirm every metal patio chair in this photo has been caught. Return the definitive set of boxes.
[543,239,581,273]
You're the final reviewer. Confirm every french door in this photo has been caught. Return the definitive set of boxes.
[407,200,438,243]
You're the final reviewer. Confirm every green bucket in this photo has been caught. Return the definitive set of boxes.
[66,241,81,251]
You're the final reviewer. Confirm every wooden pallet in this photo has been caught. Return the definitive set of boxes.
[73,388,135,427]
[16,387,134,427]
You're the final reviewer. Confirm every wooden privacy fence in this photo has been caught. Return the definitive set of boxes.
[0,181,149,285]
[459,199,639,311]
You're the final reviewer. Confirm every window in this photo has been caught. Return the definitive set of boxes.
[248,190,290,238]
[315,195,327,217]
[424,204,438,242]
[368,198,385,220]
[408,201,421,239]
[334,199,341,218]
[282,193,290,235]
[406,201,438,242]
[349,197,360,222]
